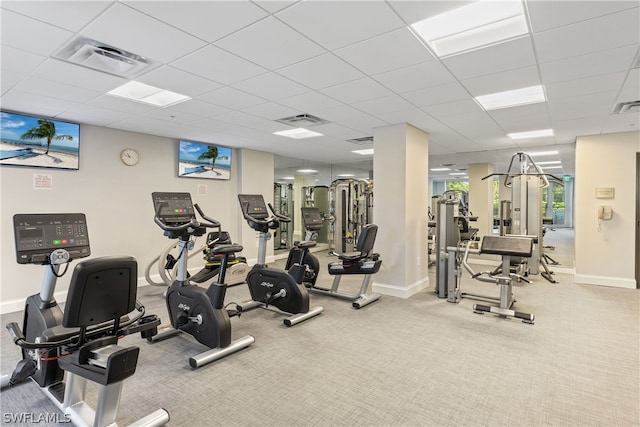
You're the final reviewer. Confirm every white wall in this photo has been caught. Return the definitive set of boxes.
[575,131,639,288]
[0,125,271,313]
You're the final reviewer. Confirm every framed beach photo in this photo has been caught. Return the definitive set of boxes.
[177,140,231,180]
[0,111,80,170]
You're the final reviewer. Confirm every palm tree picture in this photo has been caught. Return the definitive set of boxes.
[20,119,73,154]
[198,145,219,174]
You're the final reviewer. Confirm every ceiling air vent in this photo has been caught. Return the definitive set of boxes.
[346,136,373,145]
[612,100,640,114]
[55,37,158,78]
[275,114,330,127]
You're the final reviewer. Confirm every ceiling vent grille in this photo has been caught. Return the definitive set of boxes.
[612,100,640,114]
[346,136,374,145]
[275,114,330,127]
[55,37,158,78]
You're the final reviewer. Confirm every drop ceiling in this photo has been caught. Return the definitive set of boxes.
[1,1,639,180]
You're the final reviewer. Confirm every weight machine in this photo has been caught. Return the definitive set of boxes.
[329,179,373,255]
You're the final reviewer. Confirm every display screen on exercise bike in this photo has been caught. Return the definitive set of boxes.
[238,194,268,220]
[152,192,196,225]
[13,213,91,264]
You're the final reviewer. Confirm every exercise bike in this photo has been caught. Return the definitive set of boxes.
[144,223,249,288]
[149,192,254,368]
[283,207,324,287]
[2,213,169,427]
[238,194,324,326]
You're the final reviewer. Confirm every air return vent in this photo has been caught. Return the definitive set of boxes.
[612,100,640,114]
[346,136,373,145]
[55,37,158,78]
[275,114,330,127]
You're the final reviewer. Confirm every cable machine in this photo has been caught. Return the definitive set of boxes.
[273,183,294,250]
[329,179,373,254]
[301,185,329,243]
[484,152,561,283]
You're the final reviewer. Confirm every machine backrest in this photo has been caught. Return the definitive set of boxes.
[62,256,138,328]
[480,235,533,258]
[356,224,378,257]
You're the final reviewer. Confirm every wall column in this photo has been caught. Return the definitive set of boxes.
[468,163,494,238]
[372,123,429,298]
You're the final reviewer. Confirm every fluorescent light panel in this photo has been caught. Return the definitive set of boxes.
[430,167,451,171]
[107,81,190,107]
[352,149,374,155]
[449,172,467,176]
[527,150,559,156]
[296,169,318,173]
[508,129,554,140]
[273,128,323,139]
[540,165,563,169]
[337,173,355,177]
[410,0,528,57]
[475,85,546,110]
[535,160,561,165]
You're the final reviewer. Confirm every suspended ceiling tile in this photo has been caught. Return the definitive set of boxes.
[422,99,483,119]
[352,94,416,117]
[436,111,505,139]
[277,90,345,113]
[539,45,638,84]
[442,37,537,81]
[30,59,126,93]
[616,68,640,101]
[545,72,627,101]
[533,8,640,64]
[242,102,300,121]
[14,76,101,104]
[1,69,24,95]
[171,45,267,86]
[320,78,394,105]
[163,99,230,119]
[198,87,268,110]
[56,104,131,127]
[136,66,223,98]
[252,1,298,14]
[547,91,619,121]
[124,1,268,42]
[602,112,640,134]
[386,0,476,26]
[488,103,552,133]
[460,65,541,97]
[334,28,434,75]
[275,1,405,50]
[87,94,160,115]
[527,0,638,33]
[0,90,80,117]
[80,3,207,63]
[233,73,310,102]
[277,53,365,90]
[1,45,47,75]
[401,82,470,108]
[1,0,110,32]
[1,10,73,56]
[215,17,326,70]
[372,60,454,94]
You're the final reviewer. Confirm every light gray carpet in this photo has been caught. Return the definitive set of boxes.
[1,253,638,426]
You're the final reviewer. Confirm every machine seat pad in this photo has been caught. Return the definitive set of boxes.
[480,236,533,258]
[328,259,382,275]
[209,244,243,256]
[295,240,317,249]
[338,251,363,261]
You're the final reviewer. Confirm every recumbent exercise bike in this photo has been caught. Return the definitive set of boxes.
[2,213,169,426]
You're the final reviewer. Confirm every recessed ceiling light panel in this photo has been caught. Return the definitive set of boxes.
[410,0,528,57]
[508,129,554,140]
[352,149,374,155]
[107,81,191,107]
[475,85,546,110]
[273,128,323,139]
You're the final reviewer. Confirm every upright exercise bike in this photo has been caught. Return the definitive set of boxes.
[149,192,254,368]
[238,194,324,326]
[2,213,169,427]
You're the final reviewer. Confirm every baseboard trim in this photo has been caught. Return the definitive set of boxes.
[574,274,636,289]
[373,277,430,299]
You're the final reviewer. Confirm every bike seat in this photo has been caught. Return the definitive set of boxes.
[209,244,243,255]
[295,240,317,249]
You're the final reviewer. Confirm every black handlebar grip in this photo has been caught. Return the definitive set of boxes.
[6,322,24,343]
[471,272,482,279]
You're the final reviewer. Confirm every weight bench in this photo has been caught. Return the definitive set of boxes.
[311,224,382,309]
[463,235,535,324]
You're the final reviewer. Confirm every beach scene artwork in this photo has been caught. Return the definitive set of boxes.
[1,111,80,170]
[178,140,231,180]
